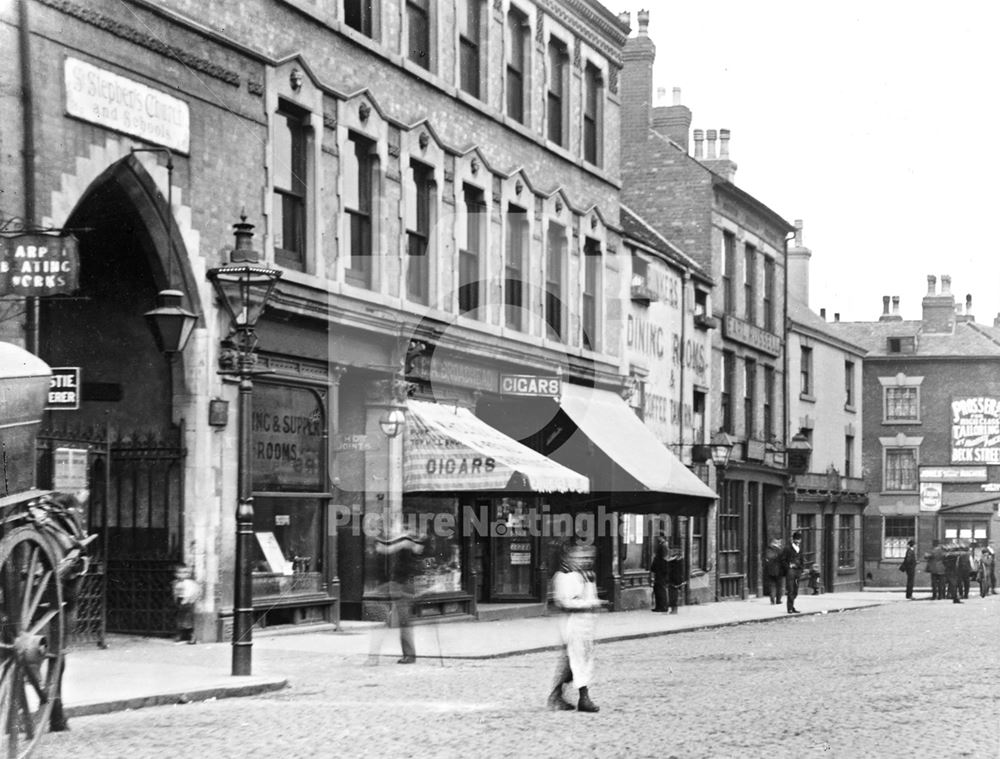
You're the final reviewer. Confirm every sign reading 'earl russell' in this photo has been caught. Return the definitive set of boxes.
[65,57,190,154]
[0,235,79,296]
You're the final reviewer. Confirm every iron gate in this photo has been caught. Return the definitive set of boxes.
[36,424,186,639]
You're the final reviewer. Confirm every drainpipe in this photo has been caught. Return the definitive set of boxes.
[19,0,39,353]
[782,230,794,538]
[679,268,690,605]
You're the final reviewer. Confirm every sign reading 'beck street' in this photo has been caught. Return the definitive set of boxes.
[500,374,561,397]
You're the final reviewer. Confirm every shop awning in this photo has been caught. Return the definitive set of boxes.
[404,400,589,493]
[555,383,718,504]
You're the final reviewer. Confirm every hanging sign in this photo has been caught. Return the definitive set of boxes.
[0,235,79,296]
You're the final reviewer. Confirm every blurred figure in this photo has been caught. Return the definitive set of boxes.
[942,543,962,604]
[764,537,784,606]
[368,531,425,664]
[665,546,685,614]
[548,541,603,713]
[900,539,917,599]
[926,540,946,600]
[780,531,804,614]
[648,533,669,612]
[960,543,977,600]
[807,563,822,595]
[172,564,201,644]
[977,542,995,597]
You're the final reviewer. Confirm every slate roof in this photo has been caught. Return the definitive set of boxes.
[788,296,866,356]
[827,317,1000,358]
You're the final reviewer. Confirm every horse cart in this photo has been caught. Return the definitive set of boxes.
[0,342,92,758]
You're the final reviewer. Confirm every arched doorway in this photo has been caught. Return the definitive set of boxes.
[36,155,199,636]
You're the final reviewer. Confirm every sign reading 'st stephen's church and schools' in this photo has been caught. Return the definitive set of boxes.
[951,397,1000,464]
[64,57,190,154]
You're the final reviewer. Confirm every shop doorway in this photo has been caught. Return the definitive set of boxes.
[471,496,539,603]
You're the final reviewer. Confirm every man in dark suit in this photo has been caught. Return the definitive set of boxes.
[900,539,917,599]
[780,531,804,614]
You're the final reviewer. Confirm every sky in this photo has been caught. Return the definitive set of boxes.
[608,1,1000,324]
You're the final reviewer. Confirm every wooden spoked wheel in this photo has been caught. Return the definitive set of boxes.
[0,527,64,759]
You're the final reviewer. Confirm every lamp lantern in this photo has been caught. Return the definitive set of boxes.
[710,429,735,468]
[144,289,197,354]
[379,408,405,439]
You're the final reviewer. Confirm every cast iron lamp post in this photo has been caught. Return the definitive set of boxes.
[207,213,282,676]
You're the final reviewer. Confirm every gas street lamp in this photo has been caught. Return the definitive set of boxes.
[206,213,282,676]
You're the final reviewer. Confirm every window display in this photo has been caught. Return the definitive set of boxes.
[252,497,324,595]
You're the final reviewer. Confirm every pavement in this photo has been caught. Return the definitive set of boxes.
[61,588,910,719]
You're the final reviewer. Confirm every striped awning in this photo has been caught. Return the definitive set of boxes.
[403,400,589,493]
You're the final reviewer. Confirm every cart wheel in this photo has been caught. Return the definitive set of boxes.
[0,527,64,759]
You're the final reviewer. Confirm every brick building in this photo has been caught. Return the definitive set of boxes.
[829,277,1000,587]
[618,10,793,601]
[3,0,722,639]
[785,222,867,594]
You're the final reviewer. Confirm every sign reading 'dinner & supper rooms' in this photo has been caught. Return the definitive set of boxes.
[64,57,190,154]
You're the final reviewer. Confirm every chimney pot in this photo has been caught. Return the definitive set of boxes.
[941,275,951,294]
[794,219,803,247]
[834,313,840,322]
[672,87,681,106]
[892,296,900,315]
[656,86,667,104]
[637,9,650,35]
[693,129,704,159]
[706,129,718,159]
[927,275,936,295]
[966,293,973,310]
[819,308,826,319]
[882,295,890,315]
[719,128,731,159]
[618,10,630,27]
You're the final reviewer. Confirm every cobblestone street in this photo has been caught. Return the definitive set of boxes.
[39,597,999,759]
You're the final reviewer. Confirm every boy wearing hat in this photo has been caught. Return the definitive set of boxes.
[780,531,804,614]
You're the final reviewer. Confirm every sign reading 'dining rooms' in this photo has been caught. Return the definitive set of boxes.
[64,57,190,154]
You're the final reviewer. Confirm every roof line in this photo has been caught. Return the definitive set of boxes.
[620,203,705,274]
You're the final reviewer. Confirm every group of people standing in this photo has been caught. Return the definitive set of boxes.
[764,531,815,614]
[904,539,996,602]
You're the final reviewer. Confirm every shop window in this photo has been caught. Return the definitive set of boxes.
[722,231,735,315]
[459,0,483,98]
[344,0,374,37]
[459,184,485,316]
[273,102,310,271]
[583,63,603,166]
[691,513,707,571]
[883,516,915,559]
[407,0,431,69]
[884,448,918,492]
[344,132,376,288]
[718,482,743,582]
[506,7,528,123]
[251,497,324,581]
[744,244,757,325]
[794,513,817,569]
[837,514,855,568]
[545,223,566,341]
[582,237,601,351]
[546,37,568,147]
[406,159,434,304]
[620,514,649,574]
[404,497,463,595]
[942,520,989,542]
[505,204,528,331]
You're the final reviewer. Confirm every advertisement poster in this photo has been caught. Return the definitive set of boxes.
[951,397,1000,464]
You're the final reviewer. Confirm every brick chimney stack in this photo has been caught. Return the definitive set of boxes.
[701,127,738,181]
[922,272,956,333]
[879,295,891,320]
[620,10,656,153]
[693,129,704,159]
[651,86,692,151]
[956,293,975,323]
[787,219,812,305]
